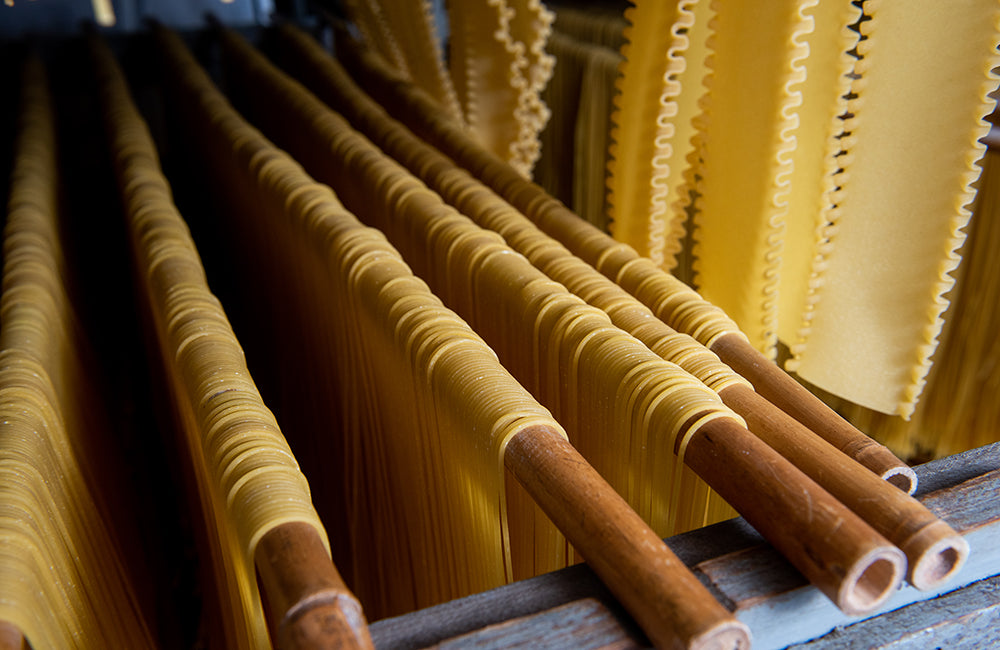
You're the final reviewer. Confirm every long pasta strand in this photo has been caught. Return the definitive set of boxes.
[0,56,155,650]
[90,34,331,647]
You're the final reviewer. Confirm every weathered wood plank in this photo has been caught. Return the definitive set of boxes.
[430,599,644,650]
[789,574,1000,649]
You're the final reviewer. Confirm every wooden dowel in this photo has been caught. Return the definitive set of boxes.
[711,333,918,494]
[0,622,25,650]
[682,417,905,615]
[719,383,968,590]
[504,425,751,650]
[255,521,374,650]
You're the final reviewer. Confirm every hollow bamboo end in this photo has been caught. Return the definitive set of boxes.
[880,465,918,495]
[901,521,970,591]
[837,546,906,616]
[689,620,752,650]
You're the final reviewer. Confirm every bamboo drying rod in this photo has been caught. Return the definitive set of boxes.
[152,24,751,649]
[505,426,752,650]
[0,623,24,650]
[332,30,918,495]
[268,22,967,592]
[215,24,907,617]
[256,523,374,649]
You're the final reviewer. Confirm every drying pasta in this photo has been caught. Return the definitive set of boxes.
[155,25,568,615]
[550,2,628,52]
[89,34,332,648]
[338,0,465,126]
[817,147,1000,461]
[337,34,745,350]
[506,0,556,170]
[572,40,619,232]
[688,0,814,358]
[448,0,554,176]
[219,27,746,539]
[0,56,155,650]
[222,32,926,620]
[606,0,695,268]
[775,0,859,347]
[535,30,620,230]
[787,0,1000,418]
[274,22,749,407]
[535,31,586,212]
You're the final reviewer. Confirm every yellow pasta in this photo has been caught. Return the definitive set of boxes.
[448,0,553,177]
[506,0,556,171]
[534,30,584,208]
[814,147,1000,460]
[338,0,411,79]
[572,40,620,232]
[344,0,465,125]
[775,0,859,346]
[157,25,567,615]
[551,3,628,52]
[219,27,745,542]
[0,56,154,650]
[90,34,329,647]
[787,0,1000,417]
[690,0,813,358]
[536,30,620,230]
[607,0,694,267]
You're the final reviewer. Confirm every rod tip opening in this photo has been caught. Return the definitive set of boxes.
[909,535,970,591]
[839,547,906,616]
[882,465,918,494]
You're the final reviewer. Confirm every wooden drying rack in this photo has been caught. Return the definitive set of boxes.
[369,441,1000,650]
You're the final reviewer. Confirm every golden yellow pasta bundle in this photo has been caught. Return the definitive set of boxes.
[155,25,568,616]
[89,34,334,647]
[0,56,155,650]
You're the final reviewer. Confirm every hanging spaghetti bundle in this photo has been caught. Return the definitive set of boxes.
[87,33,371,649]
[154,25,754,650]
[334,30,919,491]
[273,21,970,594]
[219,26,918,617]
[534,29,620,231]
[0,56,155,650]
